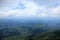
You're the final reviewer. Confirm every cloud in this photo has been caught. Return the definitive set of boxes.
[0,0,18,9]
[0,0,60,18]
[32,0,60,7]
[0,1,40,18]
[49,6,60,17]
[15,3,26,10]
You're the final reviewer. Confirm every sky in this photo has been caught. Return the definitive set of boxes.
[0,0,60,18]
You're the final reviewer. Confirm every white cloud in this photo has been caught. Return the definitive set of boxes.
[48,6,60,17]
[0,0,60,18]
[32,0,60,7]
[0,0,19,9]
[0,1,40,18]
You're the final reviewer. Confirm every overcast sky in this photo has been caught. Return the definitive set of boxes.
[0,0,60,18]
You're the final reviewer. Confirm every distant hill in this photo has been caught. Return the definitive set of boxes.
[0,18,60,40]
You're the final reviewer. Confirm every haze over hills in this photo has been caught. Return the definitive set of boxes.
[0,18,60,40]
